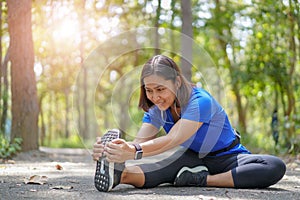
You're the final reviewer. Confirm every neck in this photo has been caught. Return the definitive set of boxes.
[170,104,181,119]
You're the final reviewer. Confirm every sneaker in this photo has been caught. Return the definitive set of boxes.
[174,166,209,187]
[94,129,125,192]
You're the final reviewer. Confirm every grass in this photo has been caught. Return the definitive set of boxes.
[45,134,92,149]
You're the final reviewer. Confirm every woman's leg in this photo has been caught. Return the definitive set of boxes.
[120,160,234,188]
[231,154,286,188]
[174,154,236,188]
[120,165,145,187]
[204,154,286,188]
[120,148,205,188]
[206,171,234,187]
[119,152,286,189]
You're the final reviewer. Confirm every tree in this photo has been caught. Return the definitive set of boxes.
[154,0,161,55]
[180,0,193,81]
[7,0,39,151]
[204,0,248,134]
[0,2,2,133]
[0,49,9,135]
[0,1,8,135]
[74,0,89,140]
[245,0,298,151]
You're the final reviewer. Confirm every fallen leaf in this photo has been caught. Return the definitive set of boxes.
[7,160,15,164]
[69,180,79,184]
[225,190,231,199]
[55,164,63,170]
[51,185,73,190]
[24,175,48,185]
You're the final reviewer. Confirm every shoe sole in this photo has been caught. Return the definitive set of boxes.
[94,129,120,192]
[175,165,208,179]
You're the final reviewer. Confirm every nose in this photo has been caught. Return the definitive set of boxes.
[152,92,161,101]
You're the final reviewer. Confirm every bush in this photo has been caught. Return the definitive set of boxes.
[0,134,22,159]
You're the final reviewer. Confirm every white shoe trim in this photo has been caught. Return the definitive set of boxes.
[176,166,208,179]
[108,162,114,191]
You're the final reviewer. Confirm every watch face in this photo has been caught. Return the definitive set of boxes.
[135,150,143,160]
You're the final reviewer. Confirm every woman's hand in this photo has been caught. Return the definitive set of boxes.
[92,137,104,161]
[104,139,136,163]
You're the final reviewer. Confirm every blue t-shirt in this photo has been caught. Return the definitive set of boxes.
[142,87,250,157]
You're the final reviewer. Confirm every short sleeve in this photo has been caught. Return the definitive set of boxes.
[181,90,213,123]
[142,106,163,129]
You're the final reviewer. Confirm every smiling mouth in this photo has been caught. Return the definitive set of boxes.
[156,102,168,110]
[155,101,164,106]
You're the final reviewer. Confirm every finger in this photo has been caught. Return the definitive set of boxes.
[106,142,120,150]
[92,152,102,161]
[93,149,103,155]
[105,152,121,163]
[105,145,120,156]
[111,138,125,144]
[96,137,102,144]
[93,144,104,153]
[106,156,114,162]
[93,143,104,149]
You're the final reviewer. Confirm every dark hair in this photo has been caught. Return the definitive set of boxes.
[138,55,192,112]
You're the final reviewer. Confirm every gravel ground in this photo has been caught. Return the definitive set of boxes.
[0,147,299,200]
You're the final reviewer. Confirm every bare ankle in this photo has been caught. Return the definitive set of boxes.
[121,166,145,187]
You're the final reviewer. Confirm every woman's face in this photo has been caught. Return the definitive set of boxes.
[143,75,177,111]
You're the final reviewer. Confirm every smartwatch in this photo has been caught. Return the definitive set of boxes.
[132,143,143,160]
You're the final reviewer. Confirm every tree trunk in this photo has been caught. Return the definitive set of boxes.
[0,0,1,89]
[0,2,3,134]
[213,0,247,134]
[47,93,53,146]
[170,0,176,57]
[65,89,70,138]
[283,3,297,150]
[154,0,161,55]
[7,0,39,151]
[76,0,89,140]
[0,50,9,134]
[83,64,89,139]
[76,74,83,138]
[180,0,193,81]
[38,93,46,146]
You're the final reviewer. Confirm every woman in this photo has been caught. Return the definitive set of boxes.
[92,55,286,192]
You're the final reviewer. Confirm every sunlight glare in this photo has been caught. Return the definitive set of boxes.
[34,62,43,77]
[52,18,79,42]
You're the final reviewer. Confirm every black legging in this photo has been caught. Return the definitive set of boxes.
[138,148,286,188]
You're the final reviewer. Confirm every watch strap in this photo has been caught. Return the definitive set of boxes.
[132,143,143,160]
[132,143,142,151]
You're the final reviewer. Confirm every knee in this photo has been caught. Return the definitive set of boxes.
[273,157,286,180]
[267,156,286,185]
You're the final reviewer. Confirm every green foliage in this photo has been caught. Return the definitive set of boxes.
[2,0,297,155]
[0,134,22,159]
[47,134,86,148]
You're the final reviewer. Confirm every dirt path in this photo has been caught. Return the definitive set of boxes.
[0,147,299,200]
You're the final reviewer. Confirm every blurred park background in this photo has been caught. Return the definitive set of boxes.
[0,0,299,159]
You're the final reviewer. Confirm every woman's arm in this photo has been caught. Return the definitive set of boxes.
[140,119,203,157]
[92,123,158,161]
[132,123,160,143]
[105,119,202,162]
